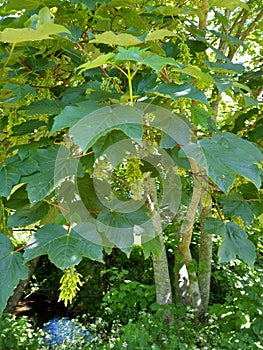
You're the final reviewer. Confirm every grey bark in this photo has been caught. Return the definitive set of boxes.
[144,176,172,306]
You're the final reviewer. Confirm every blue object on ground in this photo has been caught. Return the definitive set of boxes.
[42,317,91,347]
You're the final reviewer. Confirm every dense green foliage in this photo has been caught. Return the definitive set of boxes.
[0,0,262,348]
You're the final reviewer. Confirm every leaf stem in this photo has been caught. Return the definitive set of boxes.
[126,62,134,103]
[0,43,16,76]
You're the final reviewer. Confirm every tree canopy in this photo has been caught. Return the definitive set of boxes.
[0,0,262,316]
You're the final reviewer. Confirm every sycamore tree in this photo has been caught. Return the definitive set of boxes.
[0,0,262,317]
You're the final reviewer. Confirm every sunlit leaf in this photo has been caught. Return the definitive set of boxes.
[77,53,115,73]
[0,23,70,43]
[90,31,142,46]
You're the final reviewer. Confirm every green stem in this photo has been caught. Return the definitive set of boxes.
[0,43,16,77]
[126,62,133,104]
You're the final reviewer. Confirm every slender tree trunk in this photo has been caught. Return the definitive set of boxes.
[178,160,203,314]
[198,194,212,313]
[173,209,191,306]
[4,258,39,314]
[144,176,172,306]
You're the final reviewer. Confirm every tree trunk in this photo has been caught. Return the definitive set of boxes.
[144,176,172,306]
[178,160,203,314]
[198,195,212,313]
[4,258,39,314]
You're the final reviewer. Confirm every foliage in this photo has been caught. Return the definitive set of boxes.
[0,0,262,316]
[99,268,155,324]
[0,313,39,350]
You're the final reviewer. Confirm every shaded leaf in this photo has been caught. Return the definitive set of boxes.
[155,83,208,103]
[182,132,263,192]
[191,106,210,128]
[143,55,176,72]
[204,217,226,235]
[23,224,103,269]
[22,146,83,203]
[50,101,100,134]
[0,156,39,197]
[97,210,134,249]
[218,222,256,268]
[93,130,136,166]
[11,120,47,136]
[70,105,144,152]
[21,99,64,116]
[0,234,28,315]
[2,84,36,104]
[221,192,254,225]
[7,202,49,227]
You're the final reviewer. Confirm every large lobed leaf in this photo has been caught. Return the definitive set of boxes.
[24,224,103,270]
[204,218,256,267]
[218,222,256,268]
[22,146,83,203]
[0,23,70,43]
[182,132,263,192]
[0,156,39,198]
[0,234,28,315]
[70,105,144,152]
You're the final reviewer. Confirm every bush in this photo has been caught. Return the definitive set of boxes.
[0,313,39,350]
[99,268,155,324]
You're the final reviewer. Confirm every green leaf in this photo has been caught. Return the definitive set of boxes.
[218,222,256,268]
[11,120,47,136]
[93,130,136,166]
[0,234,28,315]
[0,156,39,197]
[113,46,147,63]
[182,132,263,192]
[50,101,100,134]
[175,65,214,84]
[70,105,144,152]
[21,99,64,116]
[73,221,104,262]
[160,167,182,213]
[0,23,70,43]
[205,60,244,74]
[204,217,226,235]
[22,146,83,203]
[142,55,176,72]
[191,106,210,128]
[77,53,115,73]
[23,224,103,269]
[141,236,162,259]
[3,0,60,11]
[155,83,208,103]
[7,201,49,227]
[90,31,142,46]
[77,175,108,211]
[5,184,29,209]
[2,84,36,104]
[97,210,134,249]
[221,192,254,225]
[146,29,176,42]
[151,109,192,148]
[208,0,249,11]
